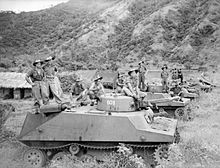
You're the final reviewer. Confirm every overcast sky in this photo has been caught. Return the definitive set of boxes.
[0,0,68,13]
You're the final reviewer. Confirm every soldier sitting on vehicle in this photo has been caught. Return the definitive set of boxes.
[115,73,126,93]
[123,68,152,109]
[169,81,182,96]
[71,76,85,98]
[88,75,105,105]
[123,68,140,99]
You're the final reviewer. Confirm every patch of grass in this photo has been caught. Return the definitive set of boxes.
[157,70,220,168]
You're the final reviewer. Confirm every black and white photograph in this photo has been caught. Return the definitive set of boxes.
[0,0,220,168]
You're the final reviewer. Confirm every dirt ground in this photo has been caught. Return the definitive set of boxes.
[0,71,220,168]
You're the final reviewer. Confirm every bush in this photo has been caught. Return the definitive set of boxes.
[49,144,147,168]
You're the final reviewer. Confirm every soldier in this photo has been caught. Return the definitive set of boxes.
[138,59,148,91]
[25,60,48,113]
[178,69,183,84]
[88,75,105,105]
[123,68,152,109]
[71,76,85,98]
[115,73,125,93]
[123,68,139,99]
[161,64,169,93]
[42,56,63,104]
[171,68,179,80]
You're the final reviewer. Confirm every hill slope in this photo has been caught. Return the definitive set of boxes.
[0,0,220,70]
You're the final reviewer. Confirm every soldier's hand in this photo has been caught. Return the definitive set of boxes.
[31,83,36,87]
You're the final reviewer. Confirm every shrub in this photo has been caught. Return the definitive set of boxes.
[49,144,147,168]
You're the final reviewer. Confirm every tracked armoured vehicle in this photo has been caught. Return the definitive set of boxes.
[148,83,199,100]
[144,92,191,120]
[18,93,178,168]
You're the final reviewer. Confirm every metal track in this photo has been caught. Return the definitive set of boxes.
[29,142,165,152]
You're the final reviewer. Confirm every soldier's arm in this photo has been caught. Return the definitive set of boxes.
[101,84,105,95]
[25,70,35,86]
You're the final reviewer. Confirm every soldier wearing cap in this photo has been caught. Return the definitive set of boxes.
[71,76,85,97]
[123,68,139,98]
[42,56,62,104]
[115,73,126,93]
[25,60,49,112]
[161,64,169,93]
[88,75,105,104]
[138,59,148,91]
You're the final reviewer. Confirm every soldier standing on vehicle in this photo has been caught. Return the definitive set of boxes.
[178,69,183,84]
[42,56,63,104]
[161,64,169,93]
[25,60,48,113]
[138,59,148,91]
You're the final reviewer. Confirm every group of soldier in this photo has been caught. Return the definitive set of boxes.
[114,61,184,98]
[27,56,185,112]
[25,56,63,113]
[71,74,106,106]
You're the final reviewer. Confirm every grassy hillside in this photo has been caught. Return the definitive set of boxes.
[0,0,219,71]
[0,0,117,70]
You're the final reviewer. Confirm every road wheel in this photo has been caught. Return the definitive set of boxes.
[174,107,185,120]
[23,148,46,168]
[158,108,164,113]
[69,144,80,155]
[154,145,169,164]
[52,151,69,162]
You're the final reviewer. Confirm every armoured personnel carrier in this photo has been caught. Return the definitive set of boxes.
[144,92,191,120]
[18,93,178,168]
[148,83,199,100]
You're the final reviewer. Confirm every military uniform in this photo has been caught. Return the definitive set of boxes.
[26,67,48,107]
[88,82,105,100]
[115,77,125,93]
[71,82,85,96]
[43,61,62,104]
[123,75,139,97]
[178,69,183,83]
[138,63,147,91]
[161,69,169,92]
